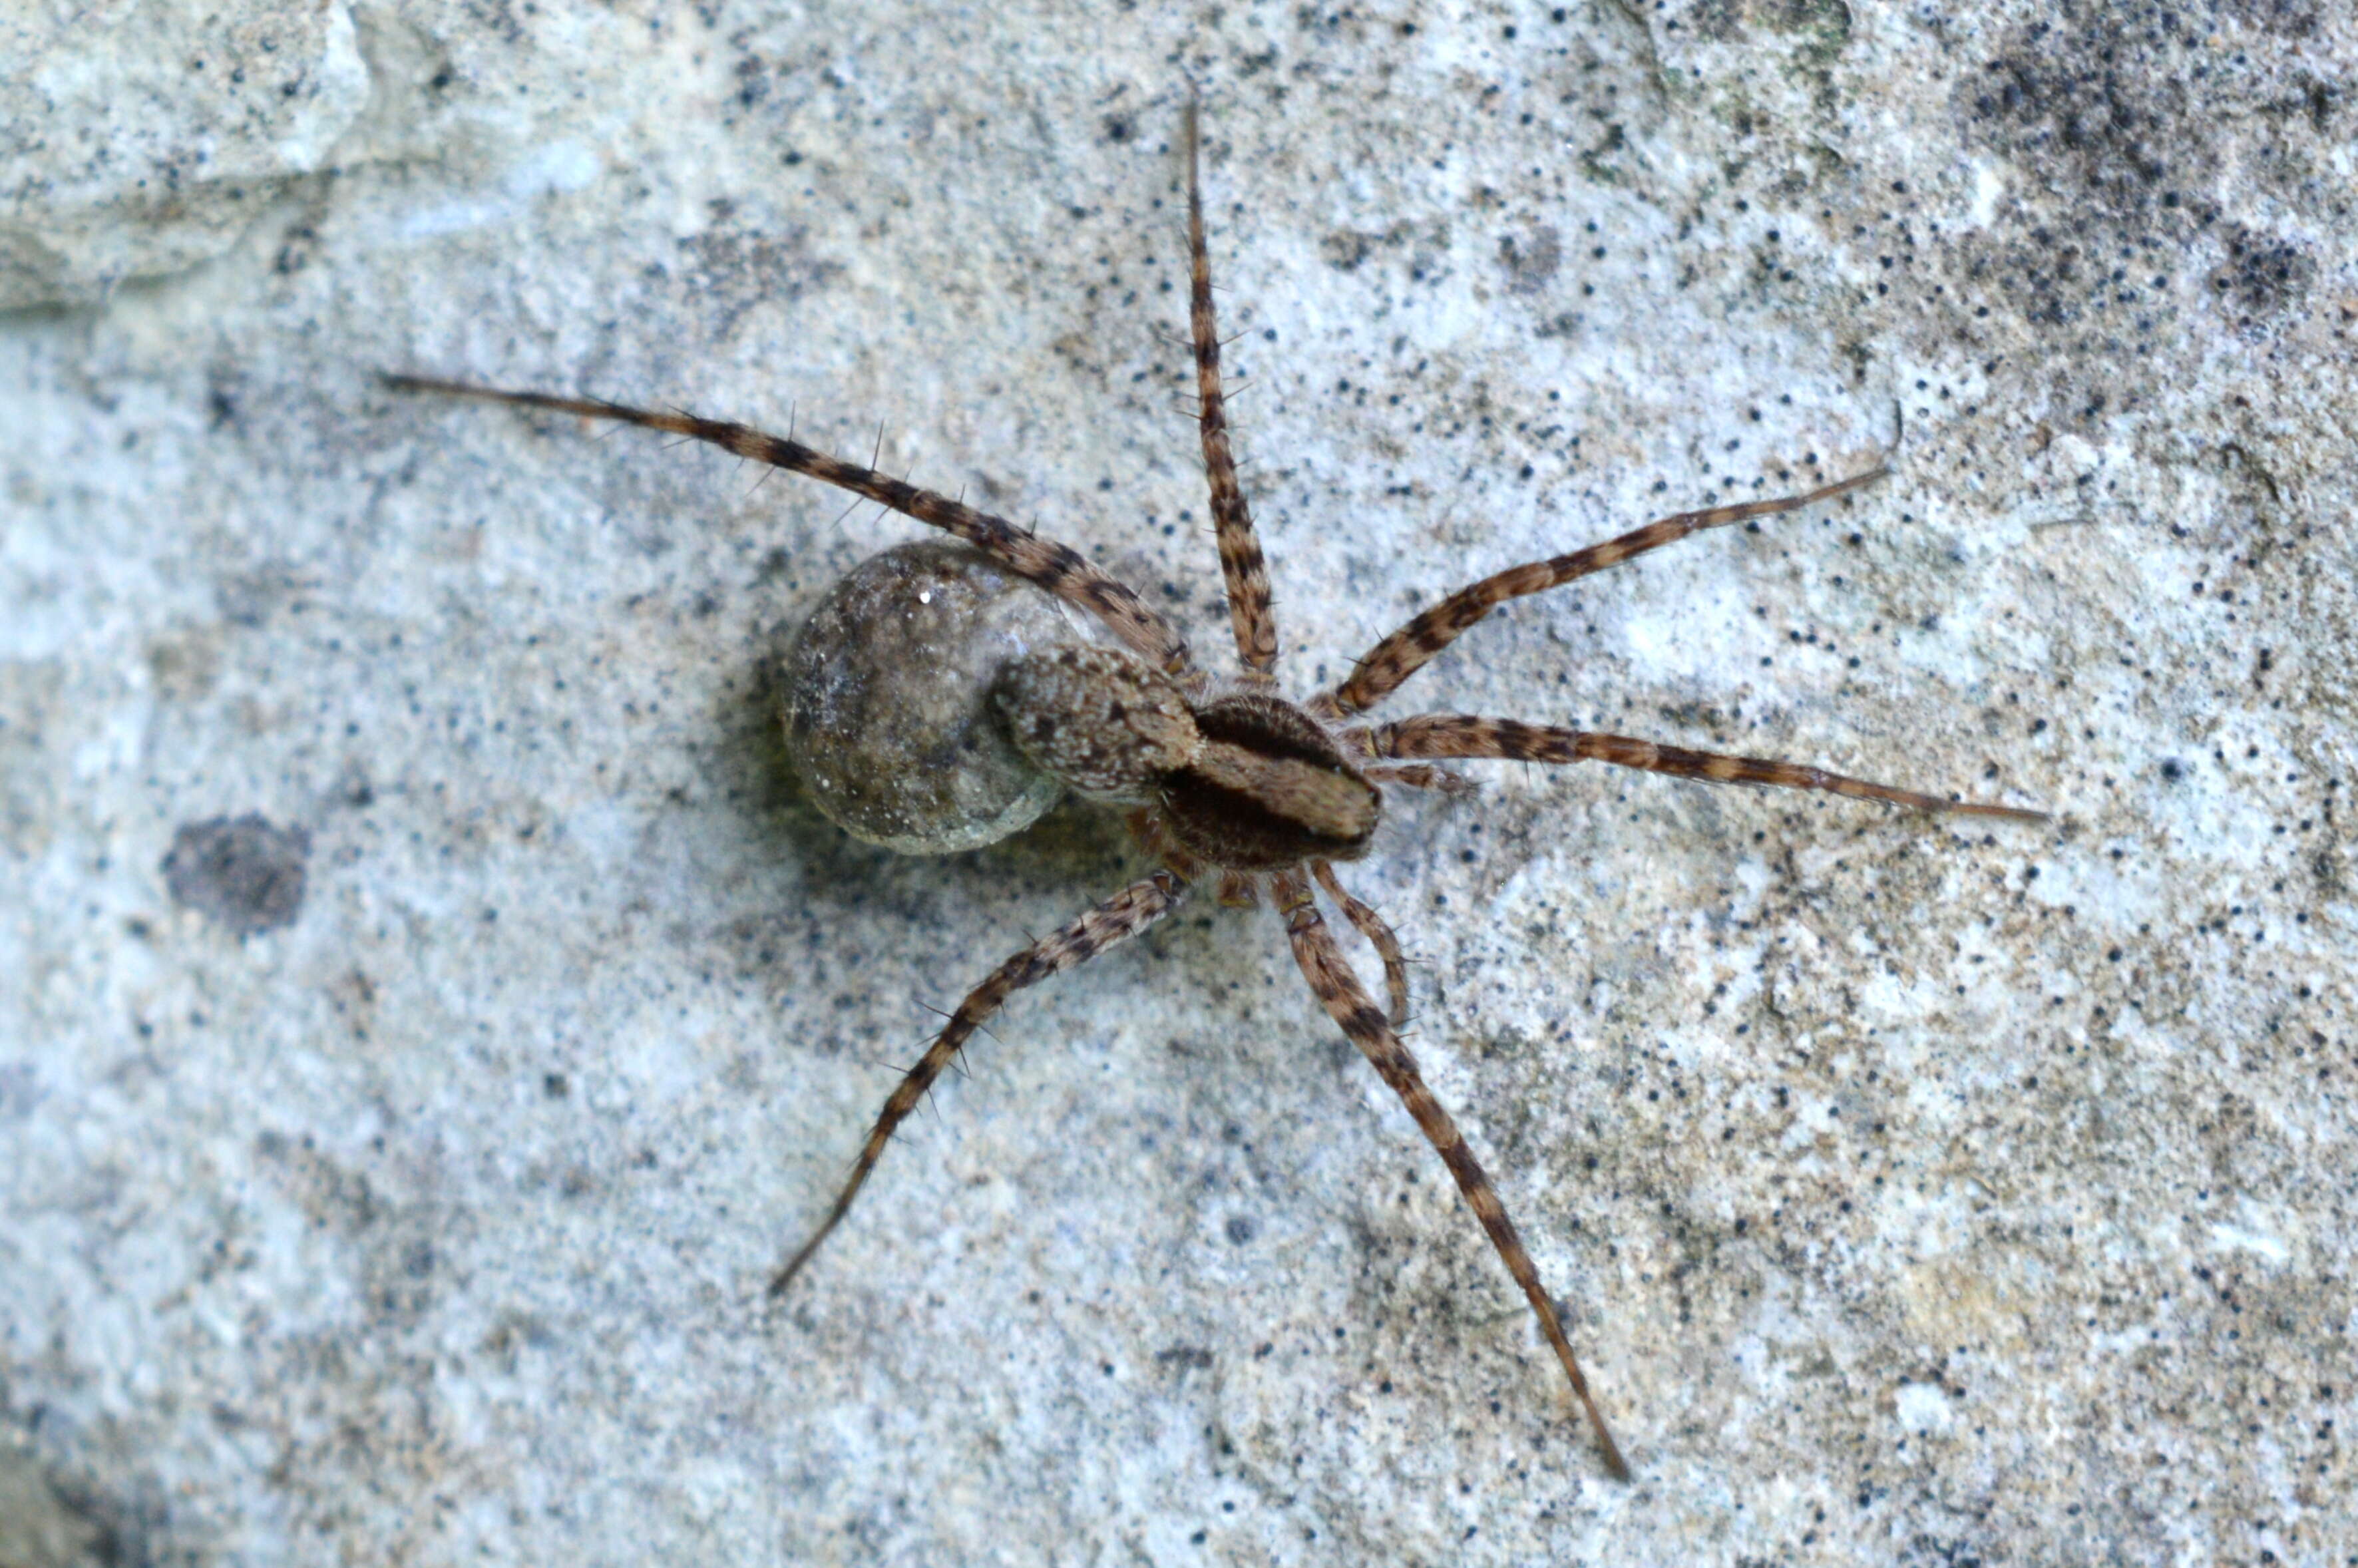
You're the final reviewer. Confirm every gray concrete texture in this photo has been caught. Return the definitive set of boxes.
[3,1,2353,1563]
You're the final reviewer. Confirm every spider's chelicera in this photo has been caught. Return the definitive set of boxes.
[387,104,2041,1481]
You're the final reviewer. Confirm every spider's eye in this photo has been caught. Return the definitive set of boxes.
[780,540,1077,854]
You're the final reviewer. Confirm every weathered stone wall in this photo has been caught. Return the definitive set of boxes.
[4,2,2350,1562]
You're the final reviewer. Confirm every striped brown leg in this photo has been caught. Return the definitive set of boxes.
[1319,467,1887,718]
[1360,714,2047,819]
[1183,97,1279,680]
[1273,868,1631,1480]
[1312,860,1411,1028]
[769,871,1187,1295]
[381,375,1195,679]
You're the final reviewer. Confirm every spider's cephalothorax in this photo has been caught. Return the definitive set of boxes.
[385,101,2041,1483]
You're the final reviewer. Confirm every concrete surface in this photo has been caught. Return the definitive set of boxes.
[4,2,2353,1563]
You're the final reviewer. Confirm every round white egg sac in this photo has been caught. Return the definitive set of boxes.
[780,540,1079,853]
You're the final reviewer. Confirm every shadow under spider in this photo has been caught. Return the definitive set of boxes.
[384,98,2044,1483]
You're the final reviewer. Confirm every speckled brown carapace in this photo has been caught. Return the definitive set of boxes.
[385,98,2043,1483]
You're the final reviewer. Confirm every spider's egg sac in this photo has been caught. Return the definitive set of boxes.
[779,540,1076,853]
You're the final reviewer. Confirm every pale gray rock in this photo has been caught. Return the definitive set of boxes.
[0,3,369,309]
[3,2,2353,1565]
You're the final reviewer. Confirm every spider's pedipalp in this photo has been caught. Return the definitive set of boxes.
[768,870,1187,1296]
[1182,97,1280,682]
[1361,761,1478,796]
[1368,713,2047,819]
[1272,869,1631,1481]
[380,374,1194,680]
[1320,465,1888,718]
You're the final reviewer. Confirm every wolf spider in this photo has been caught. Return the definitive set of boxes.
[386,103,2040,1480]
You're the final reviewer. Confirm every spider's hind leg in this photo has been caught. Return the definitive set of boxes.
[1273,868,1631,1481]
[1311,860,1411,1028]
[380,373,1194,678]
[769,870,1188,1295]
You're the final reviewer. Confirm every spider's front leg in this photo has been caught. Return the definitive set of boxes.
[1318,467,1888,719]
[770,870,1187,1294]
[1182,97,1280,682]
[1358,714,2047,819]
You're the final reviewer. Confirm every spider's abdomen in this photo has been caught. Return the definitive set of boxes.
[1161,693,1381,870]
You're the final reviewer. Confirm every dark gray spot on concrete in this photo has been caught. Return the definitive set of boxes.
[1937,1,2344,431]
[676,225,843,339]
[1498,223,1562,294]
[2209,223,2314,330]
[162,813,311,936]
[1322,229,1375,272]
[2220,0,2319,34]
[1683,0,1853,50]
[1966,9,2205,228]
[0,1430,109,1568]
[0,1062,37,1121]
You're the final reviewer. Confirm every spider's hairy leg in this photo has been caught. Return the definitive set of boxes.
[379,373,1193,679]
[1318,465,1887,718]
[1272,869,1631,1481]
[1311,860,1411,1028]
[1362,714,2048,819]
[1182,96,1280,681]
[769,870,1188,1296]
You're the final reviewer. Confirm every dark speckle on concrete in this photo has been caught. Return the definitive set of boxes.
[161,814,311,936]
[0,1432,107,1568]
[2210,222,2314,329]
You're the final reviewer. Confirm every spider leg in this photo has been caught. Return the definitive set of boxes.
[1272,867,1630,1481]
[1361,714,2047,819]
[1311,860,1411,1028]
[1183,96,1280,681]
[1318,467,1886,718]
[381,373,1193,680]
[769,870,1188,1296]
